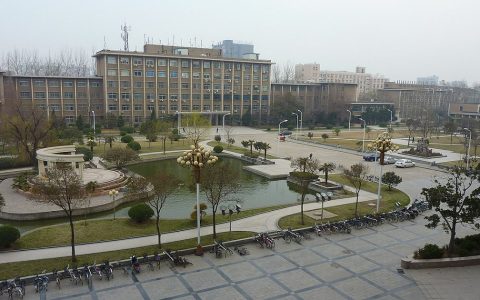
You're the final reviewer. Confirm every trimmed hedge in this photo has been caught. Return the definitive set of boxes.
[0,225,20,248]
[415,244,444,259]
[128,204,154,223]
[213,145,223,153]
[120,135,134,143]
[0,158,32,170]
[127,141,141,151]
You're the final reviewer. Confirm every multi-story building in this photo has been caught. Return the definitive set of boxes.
[294,64,387,98]
[271,82,357,120]
[212,40,255,59]
[416,75,439,86]
[0,44,272,125]
[377,82,480,120]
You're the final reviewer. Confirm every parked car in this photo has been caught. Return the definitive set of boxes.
[280,130,292,136]
[363,152,380,161]
[395,159,415,168]
[383,156,397,164]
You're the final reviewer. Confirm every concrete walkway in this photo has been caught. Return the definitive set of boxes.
[0,190,376,263]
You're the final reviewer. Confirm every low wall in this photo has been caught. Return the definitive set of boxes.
[401,254,480,269]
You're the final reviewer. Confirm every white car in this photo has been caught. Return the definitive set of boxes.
[383,156,397,164]
[395,159,415,168]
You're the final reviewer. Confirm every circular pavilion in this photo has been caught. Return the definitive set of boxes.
[36,145,85,179]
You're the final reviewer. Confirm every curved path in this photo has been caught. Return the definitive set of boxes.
[0,190,376,263]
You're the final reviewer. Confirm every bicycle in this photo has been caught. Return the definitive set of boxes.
[52,269,61,289]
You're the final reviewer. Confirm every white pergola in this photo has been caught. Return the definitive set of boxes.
[36,145,85,179]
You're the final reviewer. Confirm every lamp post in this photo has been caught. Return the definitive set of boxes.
[464,128,472,169]
[359,118,366,152]
[177,145,218,249]
[292,112,299,139]
[220,203,241,233]
[222,112,231,135]
[91,111,96,137]
[277,119,288,156]
[176,111,180,134]
[346,109,352,131]
[367,132,399,213]
[386,108,393,130]
[108,189,119,220]
[297,109,303,133]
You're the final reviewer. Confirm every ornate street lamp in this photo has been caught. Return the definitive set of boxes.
[177,145,218,253]
[109,189,119,220]
[368,132,399,212]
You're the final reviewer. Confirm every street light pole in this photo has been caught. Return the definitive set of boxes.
[297,109,303,133]
[277,119,288,156]
[387,108,393,130]
[464,128,472,169]
[359,118,366,152]
[91,111,96,137]
[346,110,352,131]
[222,112,231,135]
[109,189,119,220]
[292,112,299,139]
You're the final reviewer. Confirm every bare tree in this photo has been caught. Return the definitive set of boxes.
[290,157,320,224]
[272,64,281,83]
[182,113,211,146]
[201,162,240,239]
[343,163,369,218]
[102,147,139,169]
[127,173,181,247]
[30,165,86,262]
[224,126,234,144]
[282,61,295,83]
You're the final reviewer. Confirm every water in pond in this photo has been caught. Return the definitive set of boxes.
[126,157,301,219]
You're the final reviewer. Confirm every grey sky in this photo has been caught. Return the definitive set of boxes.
[1,0,478,83]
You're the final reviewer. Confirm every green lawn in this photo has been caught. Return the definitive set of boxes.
[16,204,293,249]
[278,174,410,229]
[207,141,276,159]
[0,231,253,281]
[93,138,197,155]
[298,137,407,152]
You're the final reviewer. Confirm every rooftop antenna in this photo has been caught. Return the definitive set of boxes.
[173,35,175,46]
[103,36,107,49]
[120,22,131,51]
[194,37,197,47]
[143,34,147,45]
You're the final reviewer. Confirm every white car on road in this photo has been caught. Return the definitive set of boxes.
[395,159,415,168]
[383,156,397,164]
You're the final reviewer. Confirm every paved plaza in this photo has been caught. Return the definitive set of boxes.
[18,215,480,300]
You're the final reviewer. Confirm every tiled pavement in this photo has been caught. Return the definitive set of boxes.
[21,217,478,300]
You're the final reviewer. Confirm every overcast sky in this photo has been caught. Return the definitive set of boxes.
[1,0,478,83]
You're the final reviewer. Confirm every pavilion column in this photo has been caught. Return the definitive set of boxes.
[38,160,46,177]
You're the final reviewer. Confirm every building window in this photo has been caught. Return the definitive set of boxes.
[193,104,200,110]
[170,105,177,110]
[121,93,130,100]
[65,116,75,124]
[134,116,143,123]
[34,92,46,99]
[203,61,211,69]
[169,83,178,89]
[192,83,201,89]
[133,58,143,66]
[181,60,190,68]
[120,57,129,64]
[64,92,74,98]
[107,69,117,76]
[146,93,154,100]
[64,104,75,111]
[244,74,250,80]
[19,80,29,87]
[181,72,189,79]
[157,71,166,78]
[50,104,60,111]
[170,71,178,78]
[134,70,142,77]
[108,93,117,100]
[122,104,130,111]
[192,94,201,100]
[146,70,155,77]
[134,93,143,100]
[146,81,154,88]
[182,105,189,110]
[169,60,178,67]
[158,94,166,100]
[34,80,45,87]
[214,73,221,79]
[121,81,130,88]
[224,104,231,110]
[120,69,130,76]
[20,91,31,98]
[48,80,60,87]
[107,56,117,64]
[203,74,210,80]
[213,62,221,69]
[134,81,143,88]
[192,61,201,68]
[181,83,189,89]
[182,94,190,100]
[77,92,87,98]
[134,104,142,111]
[192,72,200,79]
[203,83,211,90]
[108,81,117,88]
[158,82,165,89]
[48,92,60,99]
[203,94,210,100]
[91,82,101,87]
[77,81,87,87]
[147,104,154,111]
[203,105,211,110]
[146,59,154,67]
[108,104,117,111]
[157,59,167,66]
[170,94,178,100]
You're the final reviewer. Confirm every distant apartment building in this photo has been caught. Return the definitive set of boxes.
[0,43,272,125]
[377,82,480,120]
[271,82,357,119]
[294,64,387,98]
[213,40,256,59]
[448,103,480,120]
[416,75,439,86]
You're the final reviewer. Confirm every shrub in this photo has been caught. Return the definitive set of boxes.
[213,145,223,153]
[214,135,221,143]
[76,147,93,161]
[266,128,271,131]
[120,135,134,143]
[415,243,444,259]
[325,124,333,129]
[120,126,134,134]
[128,203,154,223]
[0,225,20,248]
[127,141,141,151]
[0,158,32,170]
[120,131,127,136]
[11,174,30,191]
